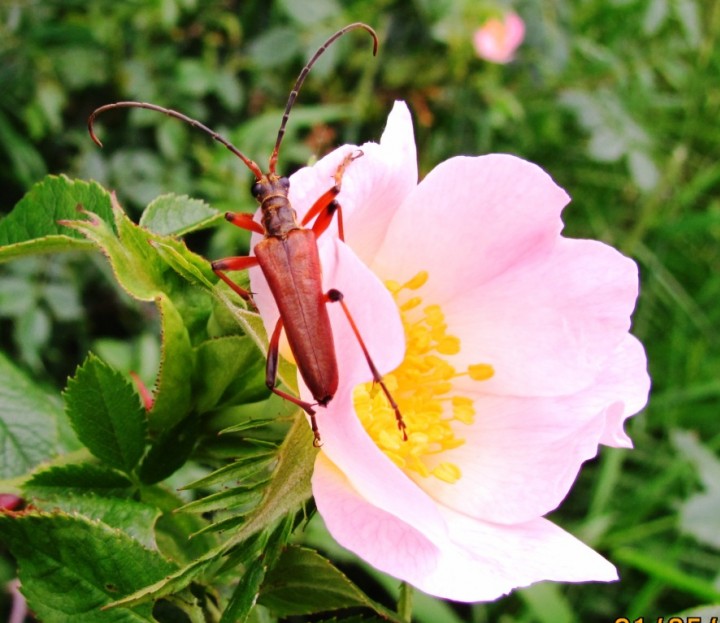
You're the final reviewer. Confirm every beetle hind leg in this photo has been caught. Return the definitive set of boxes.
[265,315,324,446]
[325,288,408,441]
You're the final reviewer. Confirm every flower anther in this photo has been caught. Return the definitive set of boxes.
[354,271,495,484]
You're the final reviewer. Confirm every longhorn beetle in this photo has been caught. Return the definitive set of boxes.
[88,23,407,446]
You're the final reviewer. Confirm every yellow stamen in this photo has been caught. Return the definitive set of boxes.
[353,271,494,484]
[468,363,495,381]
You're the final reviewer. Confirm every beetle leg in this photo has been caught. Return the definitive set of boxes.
[302,150,363,241]
[266,315,323,446]
[224,211,265,235]
[325,288,408,441]
[211,255,259,301]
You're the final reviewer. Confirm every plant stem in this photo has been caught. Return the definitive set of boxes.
[397,581,414,622]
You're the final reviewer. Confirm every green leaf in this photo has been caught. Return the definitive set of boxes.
[181,453,276,490]
[106,546,224,610]
[222,416,315,545]
[147,294,194,432]
[155,512,217,566]
[64,354,147,473]
[138,414,200,484]
[33,494,162,551]
[25,463,133,497]
[0,351,60,479]
[138,485,217,565]
[194,335,267,412]
[59,194,180,303]
[108,417,315,608]
[178,484,265,515]
[0,175,113,262]
[259,546,403,621]
[61,194,218,346]
[221,555,267,623]
[0,511,176,623]
[139,193,223,236]
[150,237,217,292]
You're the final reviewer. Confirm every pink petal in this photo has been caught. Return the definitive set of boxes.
[311,372,450,543]
[431,507,617,601]
[370,154,568,303]
[446,236,640,397]
[418,332,649,524]
[314,455,617,603]
[597,334,650,447]
[314,238,406,387]
[289,101,417,264]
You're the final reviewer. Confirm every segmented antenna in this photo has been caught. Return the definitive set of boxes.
[87,22,378,180]
[88,102,264,179]
[268,22,378,174]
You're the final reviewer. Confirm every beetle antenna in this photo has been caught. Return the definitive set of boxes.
[268,22,378,174]
[88,101,264,179]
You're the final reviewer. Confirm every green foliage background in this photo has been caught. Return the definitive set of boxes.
[1,0,719,621]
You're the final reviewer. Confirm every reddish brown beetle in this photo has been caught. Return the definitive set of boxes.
[88,23,406,445]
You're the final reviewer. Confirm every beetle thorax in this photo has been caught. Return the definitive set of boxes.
[253,173,300,238]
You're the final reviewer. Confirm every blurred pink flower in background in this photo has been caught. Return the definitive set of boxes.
[252,102,650,601]
[473,11,526,63]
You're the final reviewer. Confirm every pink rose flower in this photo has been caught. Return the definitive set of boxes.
[251,102,650,601]
[473,11,526,63]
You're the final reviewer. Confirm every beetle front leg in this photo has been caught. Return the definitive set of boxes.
[224,211,265,235]
[265,316,323,446]
[302,150,363,241]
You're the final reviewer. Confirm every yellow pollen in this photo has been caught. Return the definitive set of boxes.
[353,271,494,484]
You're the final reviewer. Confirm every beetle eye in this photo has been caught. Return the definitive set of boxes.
[279,177,290,190]
[251,181,263,198]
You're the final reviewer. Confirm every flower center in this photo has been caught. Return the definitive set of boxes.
[353,271,494,484]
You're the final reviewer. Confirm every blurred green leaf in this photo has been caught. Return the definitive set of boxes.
[0,351,60,479]
[0,111,47,187]
[248,27,302,69]
[176,59,215,97]
[517,583,576,623]
[278,0,342,26]
[672,430,720,549]
[613,547,720,603]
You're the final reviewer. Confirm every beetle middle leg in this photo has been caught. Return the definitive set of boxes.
[211,255,259,301]
[211,212,266,302]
